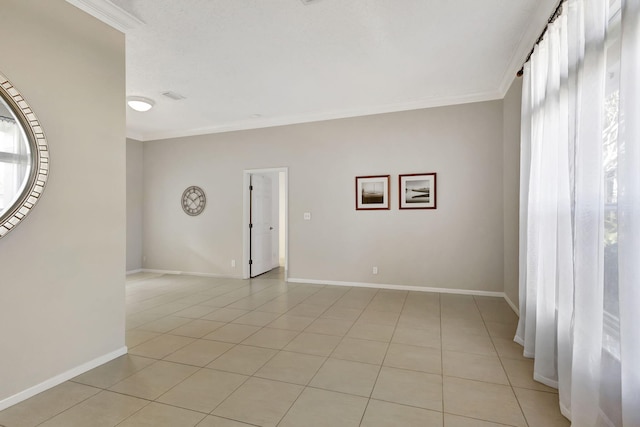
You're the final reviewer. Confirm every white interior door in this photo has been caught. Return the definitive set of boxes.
[270,174,280,268]
[250,174,273,277]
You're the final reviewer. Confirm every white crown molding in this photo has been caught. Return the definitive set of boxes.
[497,0,559,96]
[131,89,503,141]
[65,0,144,33]
[0,346,127,411]
[126,129,145,142]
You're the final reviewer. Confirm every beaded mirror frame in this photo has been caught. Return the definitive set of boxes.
[0,72,49,238]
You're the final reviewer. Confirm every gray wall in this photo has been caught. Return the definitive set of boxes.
[142,101,506,292]
[127,139,144,272]
[0,0,126,404]
[502,77,523,308]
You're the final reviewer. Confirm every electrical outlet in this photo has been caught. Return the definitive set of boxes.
[373,266,378,275]
[231,259,236,267]
[143,256,147,263]
[304,212,311,220]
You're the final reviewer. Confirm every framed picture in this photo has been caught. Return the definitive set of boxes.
[355,175,390,210]
[399,173,437,209]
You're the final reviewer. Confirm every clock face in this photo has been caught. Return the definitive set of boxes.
[181,186,206,216]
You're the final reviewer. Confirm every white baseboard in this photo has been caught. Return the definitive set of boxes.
[141,268,181,275]
[503,293,520,316]
[126,269,142,275]
[287,277,506,298]
[137,270,518,312]
[533,372,559,389]
[560,403,572,422]
[184,271,243,279]
[0,346,128,411]
[141,268,242,280]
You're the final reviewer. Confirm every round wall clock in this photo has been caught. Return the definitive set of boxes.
[181,186,206,216]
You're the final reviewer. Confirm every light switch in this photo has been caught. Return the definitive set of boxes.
[303,212,311,220]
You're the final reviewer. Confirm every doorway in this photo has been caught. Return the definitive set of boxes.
[243,168,288,279]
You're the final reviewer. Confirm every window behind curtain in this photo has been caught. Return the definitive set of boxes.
[601,0,622,423]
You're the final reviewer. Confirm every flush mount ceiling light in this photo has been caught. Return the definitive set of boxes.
[126,96,155,112]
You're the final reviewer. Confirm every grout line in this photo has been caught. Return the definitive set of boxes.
[32,387,121,426]
[5,276,538,427]
[124,348,446,387]
[443,413,518,427]
[204,367,269,420]
[128,280,325,351]
[104,389,203,414]
[129,277,282,318]
[472,295,530,427]
[439,291,445,415]
[118,283,314,423]
[357,289,409,426]
[112,399,157,427]
[205,414,262,427]
[362,396,444,415]
[345,289,385,427]
[273,287,381,425]
[190,281,339,422]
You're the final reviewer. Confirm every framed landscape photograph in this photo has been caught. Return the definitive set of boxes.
[355,175,390,210]
[399,173,437,209]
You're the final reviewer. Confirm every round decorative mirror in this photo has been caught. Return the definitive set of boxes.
[0,72,49,238]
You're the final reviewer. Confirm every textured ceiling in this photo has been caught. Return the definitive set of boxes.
[72,0,558,140]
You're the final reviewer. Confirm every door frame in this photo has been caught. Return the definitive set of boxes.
[242,167,288,280]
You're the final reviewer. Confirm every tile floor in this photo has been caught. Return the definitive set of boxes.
[0,270,570,427]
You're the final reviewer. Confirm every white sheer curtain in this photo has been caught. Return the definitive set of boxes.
[516,0,640,425]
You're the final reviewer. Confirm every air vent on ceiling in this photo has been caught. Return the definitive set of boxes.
[162,91,186,101]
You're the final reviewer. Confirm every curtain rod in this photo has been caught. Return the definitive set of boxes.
[517,0,566,77]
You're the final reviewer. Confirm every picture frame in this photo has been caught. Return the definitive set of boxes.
[355,175,390,210]
[399,173,437,209]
